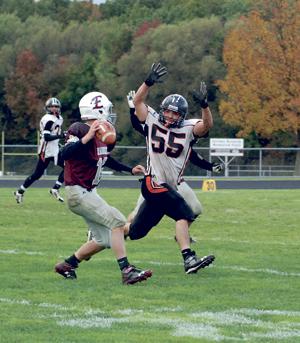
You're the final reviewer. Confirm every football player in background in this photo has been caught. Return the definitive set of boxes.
[126,90,223,244]
[14,97,65,204]
[125,63,216,274]
[54,91,152,285]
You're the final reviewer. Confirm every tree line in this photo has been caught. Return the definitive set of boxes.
[0,0,299,169]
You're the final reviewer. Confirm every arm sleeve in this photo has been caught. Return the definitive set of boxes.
[189,149,213,171]
[44,133,63,141]
[61,140,84,160]
[130,108,146,136]
[104,155,133,174]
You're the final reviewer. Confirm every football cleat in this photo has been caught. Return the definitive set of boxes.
[55,261,77,279]
[14,191,24,204]
[122,265,152,285]
[184,252,215,274]
[50,188,64,202]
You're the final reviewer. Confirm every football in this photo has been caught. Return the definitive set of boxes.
[96,120,116,145]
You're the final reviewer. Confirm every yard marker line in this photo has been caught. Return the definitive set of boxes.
[138,260,300,277]
[221,265,300,277]
[0,249,44,255]
[2,297,300,318]
[234,308,300,317]
[0,297,31,305]
[1,249,299,277]
[208,237,300,246]
[157,236,300,246]
[1,297,300,341]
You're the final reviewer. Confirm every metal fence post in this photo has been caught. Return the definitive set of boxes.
[1,131,4,175]
[259,149,262,177]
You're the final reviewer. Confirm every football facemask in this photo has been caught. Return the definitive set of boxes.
[159,94,188,128]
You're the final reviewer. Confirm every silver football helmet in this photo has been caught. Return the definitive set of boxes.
[79,91,116,124]
[45,97,61,115]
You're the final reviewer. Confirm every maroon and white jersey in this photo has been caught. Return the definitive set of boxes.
[62,122,109,190]
[145,106,200,188]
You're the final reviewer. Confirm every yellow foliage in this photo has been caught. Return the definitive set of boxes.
[218,0,300,139]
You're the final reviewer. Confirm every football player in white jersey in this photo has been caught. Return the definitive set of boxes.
[125,63,216,274]
[14,97,65,204]
[126,90,223,244]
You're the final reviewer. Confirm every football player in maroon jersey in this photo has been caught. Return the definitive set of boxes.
[54,92,152,285]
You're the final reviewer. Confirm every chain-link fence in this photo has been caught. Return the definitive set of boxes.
[1,143,300,177]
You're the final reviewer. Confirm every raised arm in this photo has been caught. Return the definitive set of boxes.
[192,82,213,137]
[133,62,167,122]
[127,90,146,136]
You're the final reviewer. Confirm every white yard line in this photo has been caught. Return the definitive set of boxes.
[159,235,300,246]
[0,249,44,255]
[1,297,300,341]
[0,248,299,277]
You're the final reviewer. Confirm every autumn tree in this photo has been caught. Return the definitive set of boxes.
[5,50,44,142]
[218,0,300,173]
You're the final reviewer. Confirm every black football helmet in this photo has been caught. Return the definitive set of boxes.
[159,94,188,128]
[45,97,61,115]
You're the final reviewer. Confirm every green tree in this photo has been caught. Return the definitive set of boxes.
[0,0,35,21]
[59,53,98,126]
[117,17,226,145]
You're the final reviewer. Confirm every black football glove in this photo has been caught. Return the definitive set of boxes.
[144,62,167,87]
[212,162,223,173]
[192,81,209,109]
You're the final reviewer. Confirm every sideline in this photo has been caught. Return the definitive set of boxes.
[1,177,300,189]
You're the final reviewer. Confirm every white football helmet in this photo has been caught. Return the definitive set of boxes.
[79,91,116,123]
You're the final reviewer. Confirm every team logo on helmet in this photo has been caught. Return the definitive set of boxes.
[79,91,117,124]
[91,95,104,110]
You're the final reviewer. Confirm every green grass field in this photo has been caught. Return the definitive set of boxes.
[0,187,299,342]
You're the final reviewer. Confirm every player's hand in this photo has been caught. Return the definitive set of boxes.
[131,164,146,175]
[144,62,167,87]
[82,120,100,144]
[212,163,223,173]
[127,90,135,109]
[192,81,209,109]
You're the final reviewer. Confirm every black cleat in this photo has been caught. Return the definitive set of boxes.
[55,261,77,279]
[184,253,215,274]
[122,265,152,285]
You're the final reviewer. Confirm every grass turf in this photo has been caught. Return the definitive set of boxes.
[0,187,299,342]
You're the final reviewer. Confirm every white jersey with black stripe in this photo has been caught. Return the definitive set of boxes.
[145,106,200,189]
[38,113,63,163]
